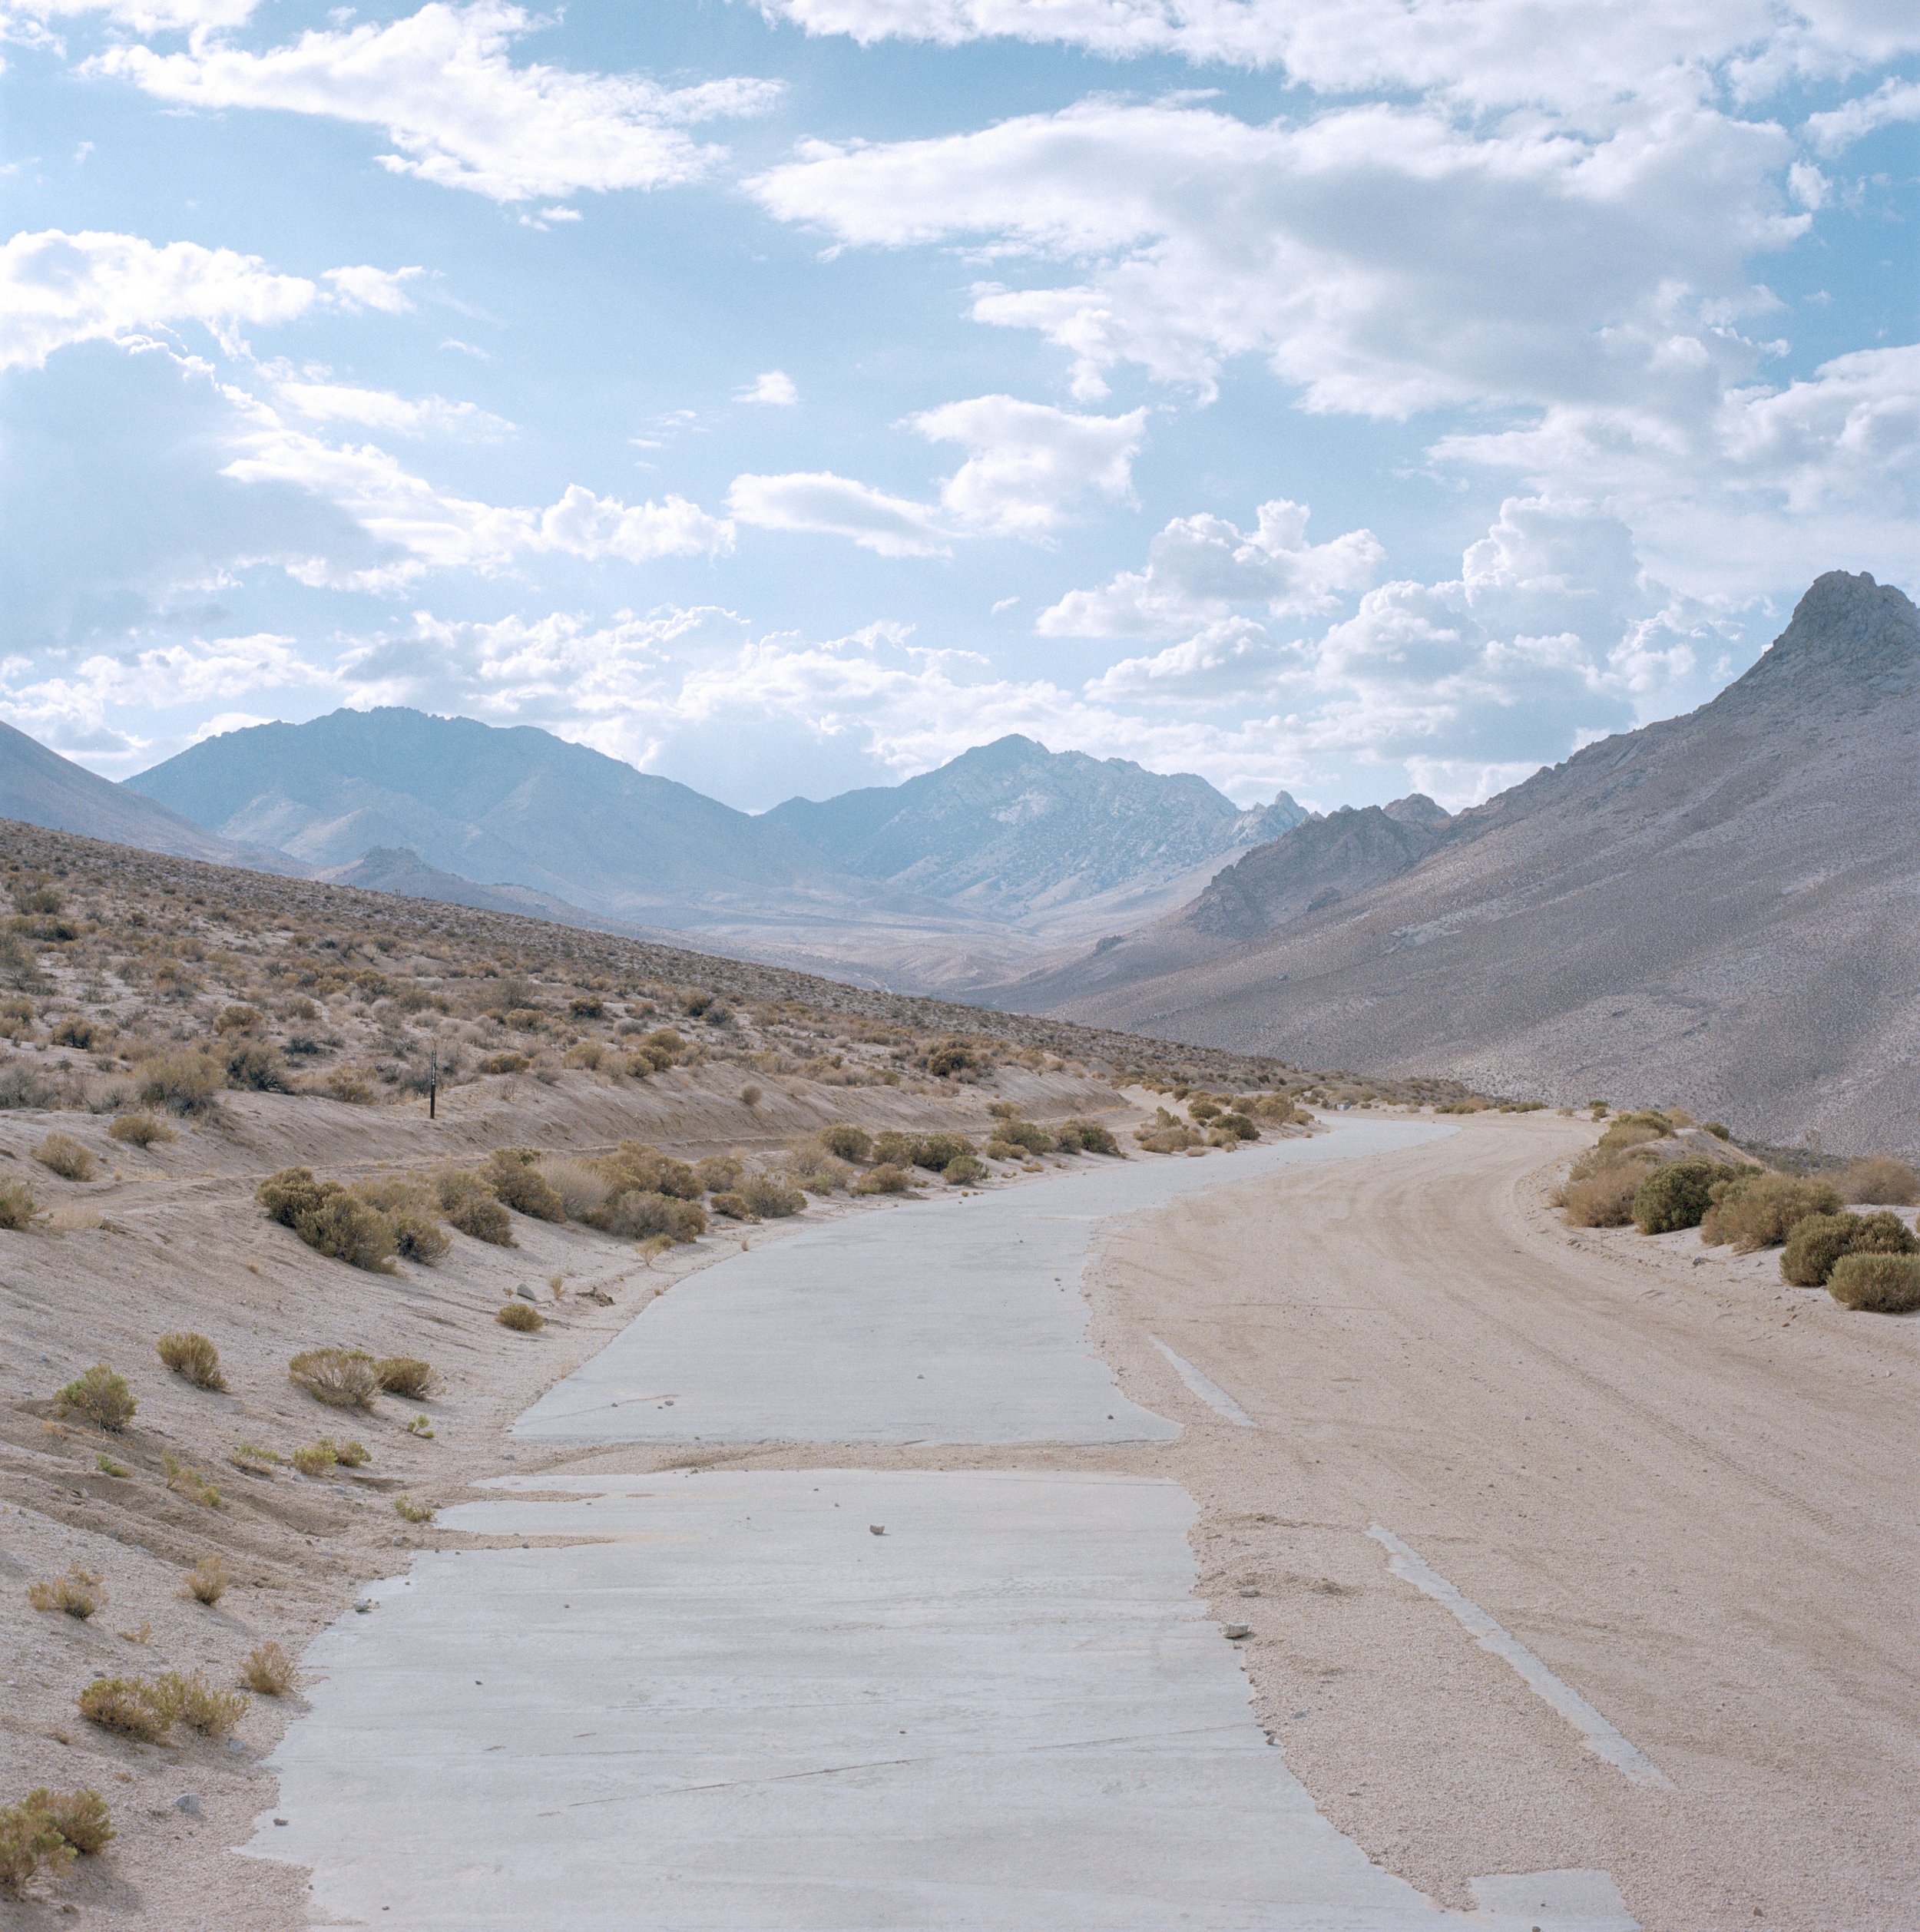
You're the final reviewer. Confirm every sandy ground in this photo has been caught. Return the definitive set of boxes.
[8,1102,1915,1928]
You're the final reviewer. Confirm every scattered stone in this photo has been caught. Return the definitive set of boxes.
[174,1792,201,1816]
[1223,1623,1252,1640]
[869,1524,886,1536]
[515,1283,539,1302]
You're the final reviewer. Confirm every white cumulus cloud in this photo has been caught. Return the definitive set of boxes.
[909,393,1144,536]
[0,228,418,370]
[90,2,783,204]
[736,368,799,405]
[727,470,951,556]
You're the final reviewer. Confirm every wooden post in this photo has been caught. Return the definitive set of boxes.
[429,1043,438,1121]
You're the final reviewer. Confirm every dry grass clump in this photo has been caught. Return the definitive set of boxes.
[852,1162,915,1196]
[1836,1155,1919,1206]
[161,1452,220,1509]
[170,1670,247,1738]
[1781,1210,1918,1287]
[137,1047,224,1115]
[1826,1252,1920,1313]
[1700,1173,1841,1250]
[33,1133,97,1181]
[290,1442,336,1477]
[738,1172,806,1219]
[240,1643,296,1696]
[1560,1160,1650,1227]
[55,1364,135,1431]
[288,1348,381,1409]
[439,1169,513,1245]
[495,1300,544,1332]
[393,1494,435,1523]
[108,1110,175,1147]
[28,1564,104,1619]
[0,1175,36,1229]
[483,1149,567,1221]
[183,1555,231,1605]
[1630,1159,1718,1233]
[156,1330,226,1391]
[376,1355,436,1399]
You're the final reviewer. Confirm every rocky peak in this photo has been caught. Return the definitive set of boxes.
[1382,793,1449,827]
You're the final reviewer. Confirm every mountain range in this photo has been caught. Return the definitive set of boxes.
[1009,571,1918,1152]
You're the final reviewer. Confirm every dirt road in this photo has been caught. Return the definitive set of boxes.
[1093,1110,1920,1930]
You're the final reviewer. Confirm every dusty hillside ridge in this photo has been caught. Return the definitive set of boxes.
[1021,571,1919,1155]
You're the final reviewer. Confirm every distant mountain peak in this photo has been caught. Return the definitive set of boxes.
[1382,793,1449,827]
[1756,570,1918,683]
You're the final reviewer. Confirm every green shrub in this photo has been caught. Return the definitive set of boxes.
[156,1332,225,1391]
[992,1119,1054,1155]
[495,1301,543,1332]
[739,1172,806,1219]
[603,1190,707,1242]
[0,1795,72,1894]
[1836,1156,1919,1206]
[438,1169,514,1245]
[108,1111,174,1147]
[0,1176,36,1229]
[925,1037,977,1078]
[910,1133,973,1173]
[1780,1212,1869,1287]
[1826,1252,1920,1313]
[483,1150,566,1221]
[1699,1172,1840,1249]
[295,1192,398,1272]
[709,1191,756,1221]
[29,1788,111,1858]
[852,1161,914,1196]
[375,1356,436,1399]
[137,1049,223,1115]
[1212,1112,1260,1143]
[817,1123,872,1163]
[944,1153,987,1186]
[870,1130,916,1166]
[288,1348,380,1409]
[78,1676,177,1743]
[34,1133,97,1181]
[56,1365,135,1431]
[1630,1159,1718,1234]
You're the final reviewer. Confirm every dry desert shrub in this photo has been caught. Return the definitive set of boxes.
[28,1564,104,1619]
[738,1172,805,1219]
[29,1788,111,1858]
[108,1110,175,1147]
[944,1153,987,1186]
[156,1331,226,1391]
[224,1040,291,1092]
[392,1494,435,1523]
[331,1437,369,1467]
[323,1065,376,1105]
[1559,1160,1650,1227]
[1781,1211,1918,1287]
[483,1150,567,1221]
[290,1442,336,1477]
[161,1452,220,1509]
[817,1123,872,1163]
[297,1192,398,1272]
[1700,1173,1841,1249]
[288,1348,381,1409]
[694,1154,743,1193]
[240,1643,296,1696]
[600,1142,702,1200]
[33,1133,96,1181]
[439,1169,513,1245]
[169,1671,247,1738]
[1836,1156,1919,1206]
[55,1365,135,1431]
[602,1189,707,1242]
[478,1050,529,1075]
[0,1176,36,1229]
[738,1082,763,1108]
[389,1207,450,1264]
[1826,1252,1920,1313]
[1055,1117,1123,1155]
[1630,1159,1718,1233]
[852,1161,915,1196]
[708,1191,756,1222]
[78,1676,177,1743]
[0,1798,69,1894]
[375,1355,436,1399]
[1134,1122,1203,1155]
[538,1156,612,1222]
[137,1048,223,1115]
[495,1300,543,1332]
[183,1555,231,1605]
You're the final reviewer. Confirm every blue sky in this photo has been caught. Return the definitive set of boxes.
[2,0,1915,815]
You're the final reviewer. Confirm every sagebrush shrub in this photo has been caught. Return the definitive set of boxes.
[393,1494,435,1523]
[288,1348,380,1409]
[224,1040,291,1092]
[495,1301,543,1332]
[28,1564,104,1619]
[1057,1117,1121,1155]
[240,1643,296,1696]
[0,1176,35,1230]
[1781,1212,1867,1287]
[169,1671,246,1738]
[138,1049,223,1115]
[257,1166,326,1226]
[290,1442,336,1477]
[818,1123,872,1163]
[1133,1124,1203,1156]
[108,1111,174,1147]
[709,1190,756,1221]
[156,1332,225,1391]
[539,1156,611,1222]
[1826,1252,1920,1313]
[0,1798,70,1894]
[1631,1159,1718,1234]
[439,1169,513,1245]
[376,1355,435,1399]
[994,1120,1055,1155]
[484,1150,566,1221]
[300,1192,398,1272]
[1699,1172,1840,1249]
[56,1365,135,1431]
[78,1676,176,1743]
[738,1173,805,1219]
[600,1142,701,1201]
[30,1788,111,1857]
[1836,1156,1919,1206]
[389,1207,450,1264]
[910,1133,973,1173]
[944,1153,987,1186]
[852,1162,914,1196]
[694,1154,743,1193]
[602,1189,707,1242]
[33,1133,96,1181]
[184,1555,230,1605]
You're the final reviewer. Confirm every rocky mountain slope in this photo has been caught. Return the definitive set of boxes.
[766,734,1306,918]
[1025,572,1920,1153]
[0,718,295,873]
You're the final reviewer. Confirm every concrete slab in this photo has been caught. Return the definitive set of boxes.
[244,1469,1627,1930]
[514,1118,1450,1446]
